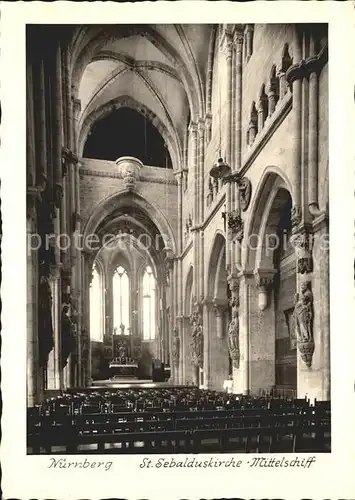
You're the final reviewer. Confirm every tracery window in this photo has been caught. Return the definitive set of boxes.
[113,266,130,334]
[90,265,103,341]
[142,266,156,340]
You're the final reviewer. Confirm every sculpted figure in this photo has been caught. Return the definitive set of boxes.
[228,306,240,368]
[38,273,54,367]
[61,305,76,368]
[293,282,314,342]
[191,317,203,368]
[171,326,180,366]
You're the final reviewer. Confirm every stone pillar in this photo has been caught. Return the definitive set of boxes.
[190,122,199,301]
[287,28,303,227]
[234,31,243,174]
[223,32,234,272]
[251,269,277,394]
[202,299,213,389]
[27,201,40,406]
[197,119,205,224]
[38,59,47,183]
[308,64,319,210]
[292,223,329,401]
[47,265,62,390]
[245,25,254,61]
[208,300,229,391]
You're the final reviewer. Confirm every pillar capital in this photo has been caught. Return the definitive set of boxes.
[221,31,234,57]
[189,121,198,134]
[254,268,276,289]
[254,268,276,311]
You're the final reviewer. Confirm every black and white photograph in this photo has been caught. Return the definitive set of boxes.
[1,2,355,499]
[25,22,331,455]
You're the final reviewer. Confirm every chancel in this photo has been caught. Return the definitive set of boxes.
[26,23,330,454]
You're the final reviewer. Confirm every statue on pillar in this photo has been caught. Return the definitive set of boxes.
[190,303,203,368]
[171,326,180,366]
[38,268,54,368]
[293,281,315,367]
[119,323,125,336]
[61,305,77,369]
[228,299,240,369]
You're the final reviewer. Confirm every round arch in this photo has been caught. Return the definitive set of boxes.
[206,231,226,301]
[243,167,293,271]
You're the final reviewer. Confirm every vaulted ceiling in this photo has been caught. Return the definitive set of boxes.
[70,24,213,167]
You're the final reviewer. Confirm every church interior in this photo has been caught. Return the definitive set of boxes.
[26,23,330,454]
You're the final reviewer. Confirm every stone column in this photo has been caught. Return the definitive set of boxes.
[197,119,205,224]
[292,224,329,401]
[202,298,213,389]
[308,61,319,211]
[27,198,40,406]
[245,25,254,61]
[287,28,303,228]
[234,31,243,174]
[181,315,192,384]
[208,300,229,391]
[190,122,199,300]
[38,59,47,184]
[47,264,62,390]
[223,32,234,272]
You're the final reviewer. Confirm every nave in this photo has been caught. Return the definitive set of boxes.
[27,384,331,455]
[26,23,330,454]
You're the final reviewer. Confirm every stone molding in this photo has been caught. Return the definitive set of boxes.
[79,168,177,186]
[240,92,292,177]
[286,44,328,85]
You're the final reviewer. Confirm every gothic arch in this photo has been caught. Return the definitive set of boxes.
[243,167,293,271]
[69,25,202,122]
[78,95,181,169]
[82,189,177,258]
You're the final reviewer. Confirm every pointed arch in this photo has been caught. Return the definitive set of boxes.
[82,189,177,258]
[69,25,202,122]
[78,95,181,169]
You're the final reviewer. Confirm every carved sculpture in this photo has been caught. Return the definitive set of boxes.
[38,269,54,367]
[228,305,240,369]
[171,326,180,366]
[61,305,76,368]
[293,281,315,367]
[227,210,243,241]
[291,205,302,227]
[190,302,203,368]
[238,177,252,211]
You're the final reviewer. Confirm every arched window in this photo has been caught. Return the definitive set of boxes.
[90,265,103,341]
[113,266,130,335]
[142,266,156,340]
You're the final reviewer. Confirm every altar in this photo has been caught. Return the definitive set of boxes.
[103,332,142,380]
[109,357,138,378]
